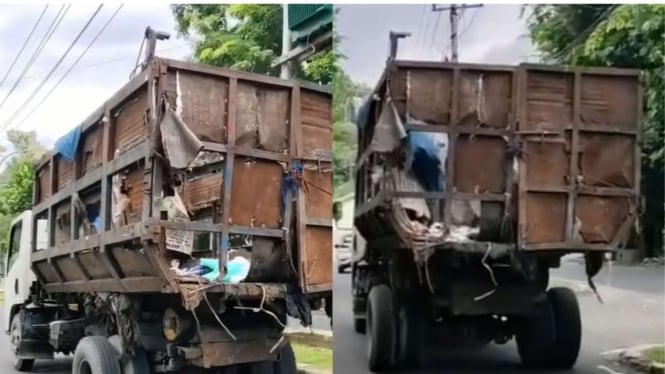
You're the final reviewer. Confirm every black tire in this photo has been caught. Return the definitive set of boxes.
[10,311,35,372]
[274,342,297,374]
[516,296,556,368]
[354,317,366,334]
[367,284,396,372]
[396,303,423,368]
[547,287,582,369]
[73,336,121,374]
[244,342,297,374]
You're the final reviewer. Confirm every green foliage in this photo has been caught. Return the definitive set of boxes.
[0,130,46,256]
[171,4,334,84]
[526,4,665,255]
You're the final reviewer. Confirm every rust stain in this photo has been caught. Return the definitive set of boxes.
[454,135,506,193]
[228,159,282,228]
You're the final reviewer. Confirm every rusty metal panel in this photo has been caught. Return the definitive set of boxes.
[303,226,332,287]
[80,123,104,175]
[458,70,513,127]
[183,173,223,213]
[303,163,333,219]
[301,91,332,158]
[165,69,228,143]
[53,257,86,282]
[122,165,145,225]
[110,246,157,278]
[36,164,50,204]
[229,159,282,228]
[55,155,74,192]
[112,87,147,154]
[522,71,573,131]
[519,67,641,250]
[34,261,60,284]
[454,135,506,193]
[235,82,290,153]
[78,251,112,279]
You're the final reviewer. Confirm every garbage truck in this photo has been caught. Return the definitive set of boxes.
[3,52,333,373]
[345,39,642,372]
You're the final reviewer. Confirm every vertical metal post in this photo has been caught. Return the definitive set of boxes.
[449,4,459,62]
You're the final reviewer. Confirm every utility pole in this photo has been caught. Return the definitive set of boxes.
[432,3,483,62]
[281,4,292,79]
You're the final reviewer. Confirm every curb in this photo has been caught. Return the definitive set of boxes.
[603,344,665,374]
[285,328,332,350]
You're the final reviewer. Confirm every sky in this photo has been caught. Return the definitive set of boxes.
[336,4,536,87]
[0,3,190,153]
[0,3,537,153]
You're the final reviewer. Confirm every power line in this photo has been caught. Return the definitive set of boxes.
[0,5,49,91]
[11,5,124,131]
[20,44,190,82]
[418,8,433,53]
[0,5,104,132]
[432,4,483,62]
[0,4,70,113]
[458,8,480,39]
[550,5,616,63]
[429,9,443,50]
[415,4,427,53]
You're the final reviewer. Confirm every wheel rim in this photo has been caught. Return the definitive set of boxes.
[10,320,21,360]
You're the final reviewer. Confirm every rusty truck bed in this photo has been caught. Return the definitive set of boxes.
[30,57,333,297]
[354,60,641,254]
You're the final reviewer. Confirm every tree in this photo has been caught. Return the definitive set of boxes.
[171,4,334,84]
[526,4,665,256]
[0,130,46,256]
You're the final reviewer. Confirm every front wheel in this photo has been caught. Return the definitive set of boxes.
[72,336,121,374]
[10,311,35,372]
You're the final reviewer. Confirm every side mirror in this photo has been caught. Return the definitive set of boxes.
[333,202,342,226]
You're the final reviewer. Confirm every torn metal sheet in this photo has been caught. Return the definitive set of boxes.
[370,98,406,152]
[160,101,203,169]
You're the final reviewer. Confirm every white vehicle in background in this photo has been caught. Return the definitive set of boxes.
[335,229,353,273]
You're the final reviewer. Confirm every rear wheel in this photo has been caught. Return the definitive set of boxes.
[547,287,582,369]
[73,336,121,374]
[10,311,35,372]
[366,284,397,372]
[516,287,581,369]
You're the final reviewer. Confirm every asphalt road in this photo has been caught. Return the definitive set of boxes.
[333,261,665,374]
[0,308,329,374]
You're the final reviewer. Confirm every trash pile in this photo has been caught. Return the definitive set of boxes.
[171,256,251,284]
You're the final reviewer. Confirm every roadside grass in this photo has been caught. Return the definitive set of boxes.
[642,345,665,364]
[293,343,332,373]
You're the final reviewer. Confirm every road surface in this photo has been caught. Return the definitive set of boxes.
[333,261,664,374]
[0,307,329,373]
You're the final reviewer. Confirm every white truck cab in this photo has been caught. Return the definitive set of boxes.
[3,211,48,333]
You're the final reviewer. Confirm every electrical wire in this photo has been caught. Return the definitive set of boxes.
[11,5,124,131]
[0,4,69,112]
[0,5,104,132]
[458,8,480,40]
[0,4,49,91]
[430,10,443,50]
[414,4,428,53]
[549,5,617,62]
[418,9,433,53]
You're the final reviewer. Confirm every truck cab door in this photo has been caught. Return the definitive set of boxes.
[3,214,42,333]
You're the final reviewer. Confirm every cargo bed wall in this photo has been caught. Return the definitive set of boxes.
[354,61,640,253]
[30,58,332,295]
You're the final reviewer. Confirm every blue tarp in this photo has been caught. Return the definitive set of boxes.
[407,132,444,192]
[280,161,303,214]
[53,125,81,163]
